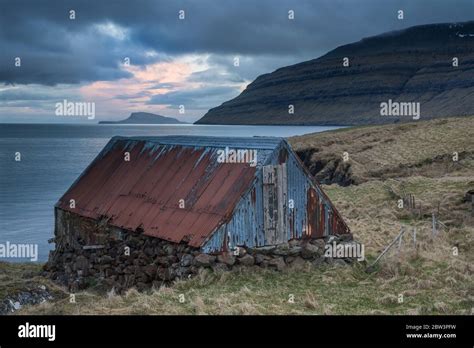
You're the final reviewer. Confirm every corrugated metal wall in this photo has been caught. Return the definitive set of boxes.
[202,142,350,253]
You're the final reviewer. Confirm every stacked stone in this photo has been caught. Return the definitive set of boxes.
[45,228,355,293]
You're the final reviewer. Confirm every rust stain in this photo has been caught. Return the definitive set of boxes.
[307,187,324,238]
[278,147,288,164]
[57,139,256,247]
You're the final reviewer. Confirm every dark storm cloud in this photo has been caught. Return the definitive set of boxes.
[1,0,473,86]
[188,69,245,84]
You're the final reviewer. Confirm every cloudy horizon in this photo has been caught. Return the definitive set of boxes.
[0,0,473,123]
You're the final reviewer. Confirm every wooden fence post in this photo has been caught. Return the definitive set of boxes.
[413,227,417,248]
[471,195,474,217]
[398,226,404,255]
[366,227,406,272]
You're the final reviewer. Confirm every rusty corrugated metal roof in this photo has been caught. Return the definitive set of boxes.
[56,136,283,247]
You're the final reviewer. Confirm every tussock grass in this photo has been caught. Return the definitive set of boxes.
[0,262,63,301]
[290,117,474,183]
[14,251,472,315]
[3,117,473,315]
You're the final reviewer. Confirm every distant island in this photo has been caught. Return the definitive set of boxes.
[99,112,187,124]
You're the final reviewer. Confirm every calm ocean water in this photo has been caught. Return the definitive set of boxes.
[0,123,339,262]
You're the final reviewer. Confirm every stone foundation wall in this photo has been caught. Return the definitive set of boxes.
[45,209,356,293]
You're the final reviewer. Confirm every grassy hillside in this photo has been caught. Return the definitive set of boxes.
[2,117,473,315]
[291,117,474,185]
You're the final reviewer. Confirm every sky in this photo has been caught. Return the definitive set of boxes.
[0,0,473,123]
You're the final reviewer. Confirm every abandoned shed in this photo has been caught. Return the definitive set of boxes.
[47,136,351,290]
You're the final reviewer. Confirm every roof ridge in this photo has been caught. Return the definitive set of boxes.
[110,135,286,150]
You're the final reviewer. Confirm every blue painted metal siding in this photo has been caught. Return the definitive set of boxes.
[285,148,310,240]
[201,140,350,253]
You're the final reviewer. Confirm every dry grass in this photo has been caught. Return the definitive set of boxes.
[322,176,473,255]
[14,248,472,315]
[0,262,63,300]
[3,117,473,315]
[290,117,474,184]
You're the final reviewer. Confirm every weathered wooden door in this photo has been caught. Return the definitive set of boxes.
[262,164,287,245]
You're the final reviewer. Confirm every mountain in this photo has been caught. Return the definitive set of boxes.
[99,112,187,124]
[196,21,474,126]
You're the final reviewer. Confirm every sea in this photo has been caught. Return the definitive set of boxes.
[0,123,340,262]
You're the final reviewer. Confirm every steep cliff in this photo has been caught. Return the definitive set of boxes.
[196,21,474,125]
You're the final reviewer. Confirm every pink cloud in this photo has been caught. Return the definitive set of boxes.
[79,56,206,118]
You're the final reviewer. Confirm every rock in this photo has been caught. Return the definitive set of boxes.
[217,253,236,266]
[251,245,276,255]
[123,265,136,274]
[288,239,300,247]
[273,243,290,256]
[334,259,347,267]
[463,189,474,202]
[180,254,194,267]
[325,235,339,244]
[175,266,191,278]
[136,270,149,283]
[193,253,215,267]
[274,243,301,256]
[164,244,175,255]
[288,246,302,256]
[105,268,117,278]
[289,256,307,270]
[212,263,229,272]
[156,267,171,281]
[155,256,170,266]
[23,270,38,279]
[338,233,353,242]
[325,257,334,265]
[310,238,326,250]
[143,264,157,278]
[154,246,166,256]
[254,254,270,265]
[136,282,148,292]
[99,255,114,264]
[344,257,355,264]
[127,235,142,248]
[166,255,179,264]
[238,254,255,266]
[144,246,155,257]
[312,257,325,267]
[75,255,89,275]
[301,243,321,259]
[69,278,86,292]
[267,257,286,271]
